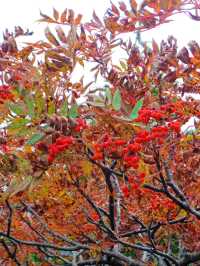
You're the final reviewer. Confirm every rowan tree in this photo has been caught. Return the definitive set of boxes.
[0,0,199,265]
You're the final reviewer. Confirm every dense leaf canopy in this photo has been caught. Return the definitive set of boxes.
[0,0,200,265]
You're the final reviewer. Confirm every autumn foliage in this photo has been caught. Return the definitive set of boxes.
[0,0,200,265]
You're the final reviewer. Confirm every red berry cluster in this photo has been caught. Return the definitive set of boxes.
[168,121,181,133]
[91,119,181,166]
[74,118,87,132]
[135,108,165,124]
[123,155,140,169]
[160,102,184,117]
[91,136,126,161]
[0,85,14,103]
[122,122,181,168]
[134,123,181,145]
[121,173,146,197]
[48,136,75,163]
[151,126,168,140]
[134,100,185,125]
[91,143,104,160]
[121,185,129,197]
[135,130,151,143]
[0,144,9,153]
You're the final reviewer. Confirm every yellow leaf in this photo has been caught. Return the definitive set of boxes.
[23,144,34,153]
[81,161,93,176]
[176,209,188,219]
[138,160,149,178]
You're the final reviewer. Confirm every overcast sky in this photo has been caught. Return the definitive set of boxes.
[0,0,200,47]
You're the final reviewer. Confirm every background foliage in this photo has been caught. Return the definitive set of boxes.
[0,0,199,265]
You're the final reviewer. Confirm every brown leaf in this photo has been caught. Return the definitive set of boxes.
[152,39,159,54]
[177,47,190,64]
[130,0,137,10]
[80,25,86,41]
[188,41,200,57]
[164,70,177,82]
[45,27,59,46]
[60,8,68,23]
[188,12,200,21]
[119,1,127,12]
[53,8,59,21]
[68,9,75,24]
[66,25,77,48]
[39,11,55,23]
[92,11,103,26]
[56,26,68,43]
[6,176,33,198]
[18,46,33,60]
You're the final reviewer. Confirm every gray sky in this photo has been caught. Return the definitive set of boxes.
[0,0,199,47]
[0,0,109,41]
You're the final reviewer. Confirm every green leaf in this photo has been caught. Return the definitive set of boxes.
[9,118,30,129]
[60,100,68,116]
[151,87,158,96]
[35,92,45,115]
[112,89,121,111]
[17,158,31,173]
[15,127,32,137]
[28,253,41,265]
[129,98,143,120]
[105,86,112,104]
[171,235,179,255]
[48,100,56,115]
[172,97,178,102]
[13,86,26,98]
[25,97,35,117]
[68,103,78,118]
[9,103,24,116]
[120,60,127,71]
[123,249,136,258]
[27,133,44,145]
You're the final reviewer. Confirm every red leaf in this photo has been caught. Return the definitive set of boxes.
[152,39,159,54]
[111,2,120,15]
[92,11,103,26]
[119,2,127,12]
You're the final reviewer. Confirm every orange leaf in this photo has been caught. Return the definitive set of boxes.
[130,0,137,10]
[74,14,83,25]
